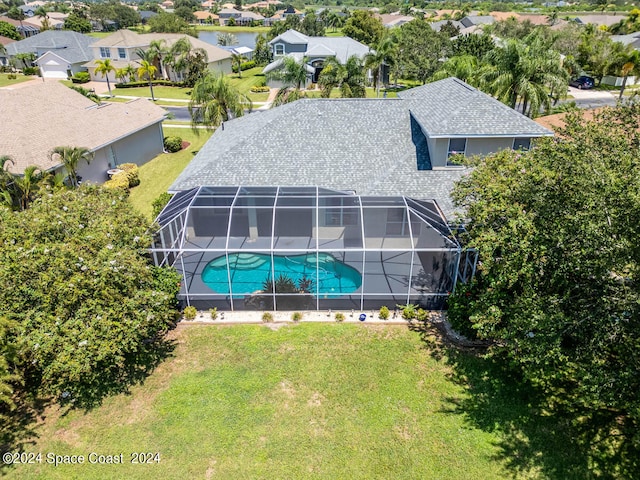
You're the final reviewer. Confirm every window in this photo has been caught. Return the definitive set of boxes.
[99,47,111,58]
[118,48,126,60]
[513,137,531,151]
[274,44,285,56]
[447,138,466,166]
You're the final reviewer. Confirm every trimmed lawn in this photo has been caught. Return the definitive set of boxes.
[197,25,270,33]
[127,127,212,218]
[2,324,517,479]
[0,73,35,88]
[114,85,192,100]
[227,67,266,93]
[87,31,113,38]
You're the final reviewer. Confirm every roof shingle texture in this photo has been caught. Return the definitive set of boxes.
[0,82,166,174]
[6,30,95,64]
[171,78,551,219]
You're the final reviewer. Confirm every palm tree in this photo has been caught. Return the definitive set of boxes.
[115,67,128,84]
[95,58,116,97]
[231,52,246,78]
[478,38,568,117]
[217,32,238,47]
[318,56,366,98]
[364,35,397,97]
[147,39,168,79]
[137,59,157,101]
[266,55,310,105]
[50,146,94,188]
[617,49,640,101]
[167,37,208,86]
[431,55,479,84]
[188,72,250,129]
[123,64,136,82]
[13,166,43,211]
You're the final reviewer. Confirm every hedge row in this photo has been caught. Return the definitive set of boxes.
[250,85,270,93]
[104,163,140,190]
[115,80,183,89]
[232,60,257,73]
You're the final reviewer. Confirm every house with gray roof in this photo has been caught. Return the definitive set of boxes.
[263,29,370,84]
[171,77,552,220]
[6,30,95,78]
[459,15,495,28]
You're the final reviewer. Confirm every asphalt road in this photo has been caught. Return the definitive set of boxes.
[165,106,191,122]
[564,86,618,109]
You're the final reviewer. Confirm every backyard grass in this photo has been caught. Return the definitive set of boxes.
[0,73,35,88]
[87,31,113,38]
[0,323,582,480]
[227,66,266,92]
[128,127,212,218]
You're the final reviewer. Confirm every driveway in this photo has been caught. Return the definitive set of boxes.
[566,86,617,108]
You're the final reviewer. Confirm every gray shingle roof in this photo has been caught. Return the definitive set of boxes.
[397,78,553,137]
[6,30,95,64]
[269,29,370,63]
[171,77,551,219]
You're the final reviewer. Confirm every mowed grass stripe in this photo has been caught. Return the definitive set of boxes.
[5,324,506,480]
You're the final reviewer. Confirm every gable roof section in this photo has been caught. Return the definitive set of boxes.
[91,29,147,48]
[269,29,309,45]
[0,82,166,175]
[397,78,553,137]
[6,30,95,64]
[306,35,369,62]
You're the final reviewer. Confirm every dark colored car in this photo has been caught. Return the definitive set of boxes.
[570,76,595,89]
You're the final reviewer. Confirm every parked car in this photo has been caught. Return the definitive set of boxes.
[570,76,595,89]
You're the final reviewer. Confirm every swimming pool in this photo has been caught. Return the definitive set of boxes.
[201,253,362,296]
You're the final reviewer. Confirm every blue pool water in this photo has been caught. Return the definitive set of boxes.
[201,253,362,296]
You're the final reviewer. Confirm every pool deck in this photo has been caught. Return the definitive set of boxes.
[180,310,445,325]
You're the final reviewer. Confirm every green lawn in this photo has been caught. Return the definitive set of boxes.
[0,73,34,88]
[227,67,266,93]
[196,25,270,33]
[114,85,192,100]
[87,31,113,38]
[0,324,552,480]
[128,127,212,218]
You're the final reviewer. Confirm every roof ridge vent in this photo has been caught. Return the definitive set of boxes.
[453,78,476,92]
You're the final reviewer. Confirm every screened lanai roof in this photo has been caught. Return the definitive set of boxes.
[155,186,461,256]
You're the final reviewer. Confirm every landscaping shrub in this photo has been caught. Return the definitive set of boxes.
[416,308,429,322]
[398,304,418,320]
[232,60,256,73]
[115,80,181,88]
[209,307,218,320]
[152,192,173,219]
[7,73,16,79]
[335,312,345,322]
[103,171,130,191]
[292,311,302,322]
[250,85,270,93]
[71,72,90,83]
[23,66,40,76]
[262,312,273,322]
[183,306,197,320]
[118,163,140,188]
[379,306,390,320]
[164,136,183,153]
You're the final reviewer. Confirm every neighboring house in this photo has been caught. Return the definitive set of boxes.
[236,11,265,26]
[0,35,16,66]
[429,19,463,32]
[220,45,254,60]
[170,77,552,221]
[267,6,304,24]
[572,14,627,28]
[85,30,232,83]
[459,15,495,28]
[263,29,370,85]
[0,16,40,38]
[18,5,36,17]
[377,13,415,28]
[23,16,64,30]
[218,7,242,25]
[160,1,174,9]
[139,10,158,24]
[0,82,166,183]
[5,30,95,78]
[193,11,219,24]
[201,0,216,8]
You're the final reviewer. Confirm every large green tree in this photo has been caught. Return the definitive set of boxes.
[449,106,640,477]
[63,13,92,33]
[318,55,366,98]
[0,186,180,410]
[342,10,383,47]
[0,19,20,40]
[396,19,450,84]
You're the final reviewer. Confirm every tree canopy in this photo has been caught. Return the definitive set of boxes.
[0,186,180,417]
[449,105,640,476]
[0,20,20,40]
[342,10,384,47]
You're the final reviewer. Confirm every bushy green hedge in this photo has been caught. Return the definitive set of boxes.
[152,192,173,219]
[164,136,182,153]
[116,80,182,88]
[23,66,40,76]
[71,72,90,83]
[103,171,130,191]
[119,163,140,188]
[232,60,256,73]
[250,85,270,93]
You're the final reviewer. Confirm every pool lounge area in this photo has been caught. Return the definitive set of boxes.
[151,186,477,311]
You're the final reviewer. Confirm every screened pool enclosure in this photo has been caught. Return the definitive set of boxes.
[152,186,477,311]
